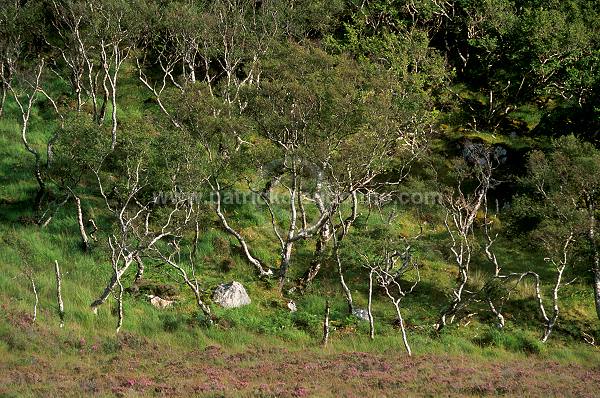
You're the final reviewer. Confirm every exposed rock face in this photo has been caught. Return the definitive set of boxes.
[147,295,174,309]
[352,308,370,322]
[213,281,251,308]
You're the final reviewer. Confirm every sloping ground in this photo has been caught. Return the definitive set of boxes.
[2,343,600,397]
[2,317,600,398]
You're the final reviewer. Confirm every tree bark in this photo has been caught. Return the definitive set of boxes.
[213,186,272,277]
[54,260,65,327]
[588,200,600,321]
[0,83,6,118]
[133,254,144,283]
[115,261,124,334]
[278,241,294,291]
[336,247,354,315]
[29,273,38,323]
[394,303,412,356]
[91,257,133,312]
[98,72,108,124]
[322,299,330,346]
[74,195,90,251]
[368,270,375,340]
[293,235,325,292]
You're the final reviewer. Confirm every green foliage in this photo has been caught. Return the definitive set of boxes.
[475,326,545,354]
[514,135,600,247]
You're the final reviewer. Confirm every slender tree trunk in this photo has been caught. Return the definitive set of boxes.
[279,178,299,291]
[213,187,271,277]
[90,69,100,121]
[98,73,108,124]
[594,267,600,322]
[322,299,330,346]
[91,258,134,312]
[115,264,124,334]
[368,270,375,340]
[20,116,46,209]
[335,247,354,314]
[588,201,600,321]
[488,298,505,329]
[0,84,6,118]
[75,78,82,112]
[278,241,294,291]
[294,235,325,292]
[74,195,90,251]
[29,273,38,323]
[54,260,64,328]
[133,254,144,283]
[393,302,412,356]
[110,79,118,150]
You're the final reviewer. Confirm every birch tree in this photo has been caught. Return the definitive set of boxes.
[485,207,578,341]
[7,59,63,210]
[0,0,41,118]
[50,0,140,146]
[137,0,281,126]
[228,44,429,289]
[522,136,600,322]
[51,115,214,327]
[92,132,213,327]
[436,143,501,330]
[362,237,421,355]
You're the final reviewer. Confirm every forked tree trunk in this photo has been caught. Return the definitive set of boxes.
[294,235,325,292]
[278,241,294,291]
[91,257,134,312]
[159,254,213,322]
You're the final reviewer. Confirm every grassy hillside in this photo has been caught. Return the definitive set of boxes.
[1,67,599,397]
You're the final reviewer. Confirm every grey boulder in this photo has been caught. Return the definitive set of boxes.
[352,308,370,322]
[213,281,251,308]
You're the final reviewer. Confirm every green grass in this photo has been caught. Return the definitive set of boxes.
[1,67,599,394]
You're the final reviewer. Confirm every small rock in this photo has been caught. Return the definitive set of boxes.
[147,295,174,309]
[352,308,370,322]
[213,281,251,308]
[287,300,297,312]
